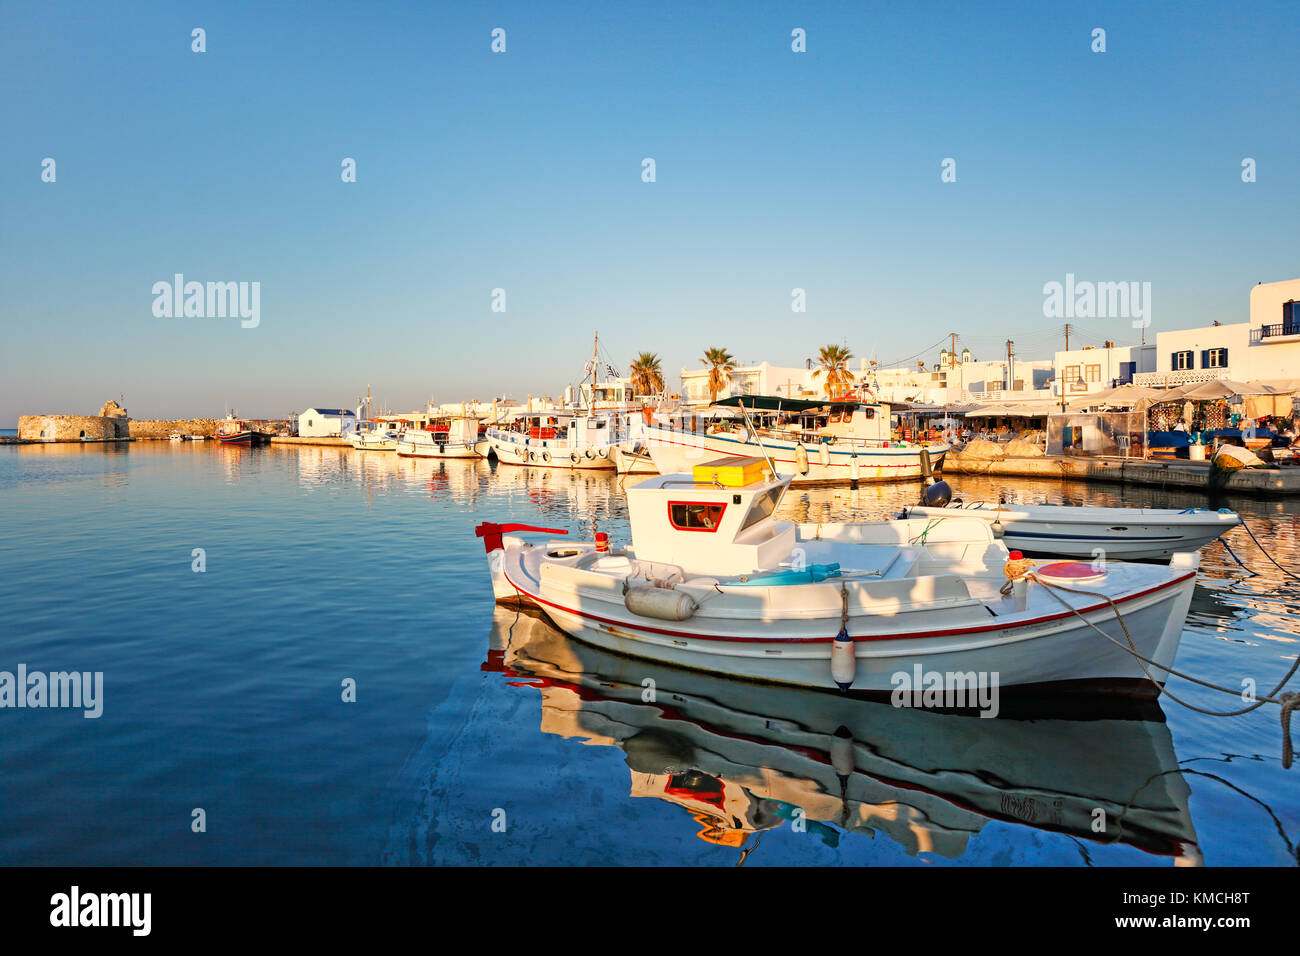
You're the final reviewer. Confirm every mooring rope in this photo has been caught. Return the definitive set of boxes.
[1024,572,1300,768]
[1237,518,1300,581]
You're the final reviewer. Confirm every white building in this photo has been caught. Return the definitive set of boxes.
[680,362,816,406]
[298,407,357,437]
[866,348,1053,405]
[1135,278,1300,387]
[1052,344,1156,399]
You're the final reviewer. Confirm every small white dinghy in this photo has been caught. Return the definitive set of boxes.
[477,457,1199,697]
[904,490,1240,561]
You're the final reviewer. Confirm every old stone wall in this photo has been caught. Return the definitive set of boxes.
[17,415,125,441]
[128,419,221,439]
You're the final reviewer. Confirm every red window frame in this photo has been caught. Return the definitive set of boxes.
[667,500,727,532]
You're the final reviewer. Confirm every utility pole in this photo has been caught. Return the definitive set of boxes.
[1060,324,1070,412]
[1006,339,1014,393]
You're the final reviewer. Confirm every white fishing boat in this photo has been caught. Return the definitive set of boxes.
[477,456,1198,696]
[348,418,405,451]
[485,412,619,470]
[902,496,1241,561]
[395,416,484,459]
[168,431,186,442]
[646,395,948,485]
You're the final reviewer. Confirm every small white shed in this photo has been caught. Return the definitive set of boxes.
[299,407,357,437]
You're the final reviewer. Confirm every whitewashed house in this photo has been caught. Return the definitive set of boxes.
[298,407,357,438]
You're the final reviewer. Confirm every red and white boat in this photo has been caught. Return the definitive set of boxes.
[215,415,269,445]
[477,456,1198,697]
[395,416,485,459]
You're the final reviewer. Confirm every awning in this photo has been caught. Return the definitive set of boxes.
[713,395,858,413]
[962,403,1059,418]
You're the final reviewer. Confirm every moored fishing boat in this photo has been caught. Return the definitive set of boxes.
[215,416,270,445]
[476,456,1198,696]
[395,416,484,459]
[903,494,1242,561]
[646,395,948,485]
[486,412,619,470]
[349,418,404,451]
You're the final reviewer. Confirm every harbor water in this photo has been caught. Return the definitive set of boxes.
[1,442,1296,865]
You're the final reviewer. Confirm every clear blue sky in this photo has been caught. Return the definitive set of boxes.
[2,1,1297,423]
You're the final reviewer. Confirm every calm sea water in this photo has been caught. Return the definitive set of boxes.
[1,442,1297,866]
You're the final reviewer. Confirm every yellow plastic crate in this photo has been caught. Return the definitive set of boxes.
[693,456,768,487]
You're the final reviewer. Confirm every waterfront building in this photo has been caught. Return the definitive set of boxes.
[1135,278,1300,388]
[679,362,817,406]
[298,407,358,438]
[1052,344,1156,400]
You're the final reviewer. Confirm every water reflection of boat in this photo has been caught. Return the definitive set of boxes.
[483,607,1202,862]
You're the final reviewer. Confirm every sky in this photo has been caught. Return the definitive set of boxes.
[2,1,1298,423]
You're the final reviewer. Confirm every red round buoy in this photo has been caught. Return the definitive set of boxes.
[1008,550,1023,560]
[1036,560,1107,585]
[595,532,609,553]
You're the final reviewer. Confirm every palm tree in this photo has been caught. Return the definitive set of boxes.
[700,348,736,404]
[812,344,855,398]
[629,352,665,397]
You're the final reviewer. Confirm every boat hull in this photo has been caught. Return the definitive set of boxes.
[215,431,269,446]
[395,438,482,459]
[906,504,1240,561]
[488,536,1196,697]
[646,426,946,484]
[487,435,617,470]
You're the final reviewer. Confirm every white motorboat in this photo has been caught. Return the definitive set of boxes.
[477,456,1199,696]
[486,412,619,470]
[168,431,186,442]
[903,497,1241,561]
[395,416,484,459]
[646,395,948,485]
[349,418,405,451]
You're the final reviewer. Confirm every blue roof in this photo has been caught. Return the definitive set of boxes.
[302,408,354,416]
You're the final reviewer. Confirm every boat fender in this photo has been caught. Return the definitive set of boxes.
[795,443,809,476]
[584,449,594,460]
[541,450,551,463]
[570,452,580,464]
[818,442,830,468]
[625,585,697,621]
[597,446,608,459]
[850,452,860,482]
[830,631,855,691]
[829,726,854,777]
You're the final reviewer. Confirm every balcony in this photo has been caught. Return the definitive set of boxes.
[1251,321,1300,344]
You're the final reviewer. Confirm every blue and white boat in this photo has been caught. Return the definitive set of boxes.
[645,395,947,485]
[903,499,1241,561]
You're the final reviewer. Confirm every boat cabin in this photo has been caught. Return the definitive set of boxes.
[626,457,795,575]
[712,395,892,445]
[426,416,479,444]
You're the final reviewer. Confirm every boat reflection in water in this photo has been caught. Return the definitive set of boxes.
[484,607,1202,863]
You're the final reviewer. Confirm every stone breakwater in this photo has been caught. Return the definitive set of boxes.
[127,419,220,439]
[16,416,220,441]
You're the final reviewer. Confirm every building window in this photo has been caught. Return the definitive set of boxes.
[1085,364,1101,382]
[1204,348,1228,368]
[1172,351,1193,370]
[1064,365,1081,384]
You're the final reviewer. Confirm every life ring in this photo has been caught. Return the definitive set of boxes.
[528,450,536,462]
[569,452,580,464]
[584,449,594,460]
[541,450,551,463]
[597,447,608,459]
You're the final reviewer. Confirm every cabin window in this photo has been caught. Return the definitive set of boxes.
[827,409,841,424]
[738,488,783,532]
[843,407,855,422]
[668,501,727,532]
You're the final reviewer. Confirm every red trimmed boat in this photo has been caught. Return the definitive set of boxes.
[215,416,270,445]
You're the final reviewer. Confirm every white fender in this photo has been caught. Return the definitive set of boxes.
[795,443,809,476]
[830,631,855,690]
[850,453,861,481]
[625,586,698,621]
[818,442,830,468]
[541,450,551,463]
